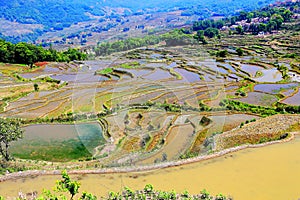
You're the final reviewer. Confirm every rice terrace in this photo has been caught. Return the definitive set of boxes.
[0,0,300,199]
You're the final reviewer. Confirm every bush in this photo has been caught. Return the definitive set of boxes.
[216,50,228,57]
[236,48,244,56]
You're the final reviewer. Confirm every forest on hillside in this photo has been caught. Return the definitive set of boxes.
[0,0,281,43]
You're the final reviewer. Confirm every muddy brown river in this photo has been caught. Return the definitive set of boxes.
[1,137,300,199]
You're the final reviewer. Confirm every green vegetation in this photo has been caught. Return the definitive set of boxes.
[192,2,296,35]
[0,40,87,66]
[276,64,289,79]
[11,139,93,162]
[0,118,23,161]
[0,0,299,180]
[0,0,276,43]
[33,83,39,92]
[216,50,228,58]
[240,118,256,128]
[63,2,300,57]
[56,170,81,199]
[96,68,114,75]
[95,29,196,56]
[220,99,300,117]
[236,48,244,56]
[38,76,61,84]
[118,61,140,69]
[6,171,232,200]
[169,68,182,80]
[10,123,105,162]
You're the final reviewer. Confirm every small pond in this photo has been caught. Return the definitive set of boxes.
[11,123,105,162]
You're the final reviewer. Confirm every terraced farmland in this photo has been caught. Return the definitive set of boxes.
[0,46,299,166]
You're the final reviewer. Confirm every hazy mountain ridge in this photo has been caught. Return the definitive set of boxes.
[0,0,282,44]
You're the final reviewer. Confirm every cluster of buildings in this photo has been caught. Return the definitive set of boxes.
[221,17,270,32]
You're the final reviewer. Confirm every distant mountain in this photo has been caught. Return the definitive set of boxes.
[0,0,283,44]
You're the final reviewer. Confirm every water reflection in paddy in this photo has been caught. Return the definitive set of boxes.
[51,73,109,82]
[282,89,300,105]
[240,64,263,77]
[20,73,42,79]
[145,63,168,68]
[254,83,299,94]
[219,62,237,73]
[174,68,201,83]
[166,62,177,69]
[238,92,278,106]
[253,68,282,83]
[143,68,173,81]
[124,69,153,77]
[282,89,295,97]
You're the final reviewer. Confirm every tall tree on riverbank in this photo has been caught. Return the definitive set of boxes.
[0,118,23,161]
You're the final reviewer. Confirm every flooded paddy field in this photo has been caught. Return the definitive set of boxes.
[238,92,279,106]
[1,47,299,152]
[281,89,300,105]
[254,83,299,94]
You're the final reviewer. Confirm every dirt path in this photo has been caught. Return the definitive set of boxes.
[0,83,33,89]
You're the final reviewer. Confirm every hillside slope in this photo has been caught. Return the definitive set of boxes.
[0,0,281,44]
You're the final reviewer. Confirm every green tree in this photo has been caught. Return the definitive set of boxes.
[282,9,293,21]
[56,170,81,200]
[235,25,244,34]
[214,20,225,29]
[195,30,208,44]
[204,28,219,38]
[0,40,14,63]
[236,48,244,56]
[270,14,284,29]
[34,83,39,92]
[0,118,23,161]
[215,193,227,200]
[246,12,254,22]
[267,20,278,32]
[0,39,87,65]
[258,23,267,32]
[200,189,212,199]
[216,50,228,58]
[80,192,97,200]
[239,11,248,20]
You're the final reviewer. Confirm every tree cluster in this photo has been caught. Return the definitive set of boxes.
[0,118,23,161]
[220,99,300,117]
[94,29,195,56]
[0,40,87,66]
[192,4,295,35]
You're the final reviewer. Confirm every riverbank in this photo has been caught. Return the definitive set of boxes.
[3,134,300,200]
[1,129,299,183]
